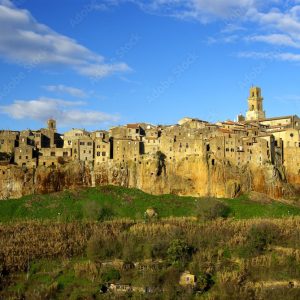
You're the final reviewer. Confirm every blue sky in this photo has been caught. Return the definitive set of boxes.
[0,0,299,132]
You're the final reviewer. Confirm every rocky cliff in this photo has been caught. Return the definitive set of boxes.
[0,156,297,200]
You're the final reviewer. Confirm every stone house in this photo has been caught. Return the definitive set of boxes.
[0,130,19,154]
[179,271,197,287]
[14,145,37,168]
[94,132,110,165]
[39,148,72,167]
[112,138,141,162]
[78,136,94,163]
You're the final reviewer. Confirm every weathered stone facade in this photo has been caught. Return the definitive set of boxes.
[0,87,299,200]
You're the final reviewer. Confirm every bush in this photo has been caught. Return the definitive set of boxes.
[196,272,214,292]
[83,201,115,221]
[101,268,120,283]
[86,233,120,261]
[83,201,101,221]
[197,199,230,221]
[246,222,279,254]
[167,239,193,266]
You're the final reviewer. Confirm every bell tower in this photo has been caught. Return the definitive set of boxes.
[246,86,266,121]
[47,119,57,132]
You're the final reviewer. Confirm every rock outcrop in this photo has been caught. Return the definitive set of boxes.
[0,156,297,200]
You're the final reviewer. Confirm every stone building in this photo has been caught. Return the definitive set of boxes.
[113,138,141,162]
[0,130,19,155]
[246,86,266,121]
[14,145,37,168]
[179,271,197,287]
[94,131,110,165]
[39,147,72,167]
[1,86,298,192]
[261,115,300,131]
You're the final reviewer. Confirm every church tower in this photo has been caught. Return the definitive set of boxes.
[246,86,266,121]
[47,119,57,132]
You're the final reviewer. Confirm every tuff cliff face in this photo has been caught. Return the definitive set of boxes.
[0,156,296,200]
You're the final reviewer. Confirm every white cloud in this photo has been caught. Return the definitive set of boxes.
[246,33,300,48]
[0,0,130,78]
[109,1,300,53]
[43,85,88,98]
[0,97,119,126]
[127,0,257,23]
[238,51,300,62]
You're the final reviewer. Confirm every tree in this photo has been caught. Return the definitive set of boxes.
[197,199,230,221]
[167,239,193,266]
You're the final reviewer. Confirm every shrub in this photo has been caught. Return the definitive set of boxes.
[197,199,230,221]
[246,222,279,255]
[83,201,101,221]
[86,234,120,261]
[101,268,121,283]
[83,201,115,221]
[196,272,214,292]
[167,239,193,266]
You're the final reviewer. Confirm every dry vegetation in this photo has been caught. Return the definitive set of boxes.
[1,217,300,299]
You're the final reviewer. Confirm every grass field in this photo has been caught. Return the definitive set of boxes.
[0,185,299,222]
[2,187,300,299]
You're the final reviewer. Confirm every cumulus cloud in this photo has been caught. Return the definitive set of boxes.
[0,97,119,126]
[43,85,88,98]
[0,0,130,78]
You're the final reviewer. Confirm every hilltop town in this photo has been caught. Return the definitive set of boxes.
[0,87,299,199]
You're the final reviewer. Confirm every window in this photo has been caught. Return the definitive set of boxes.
[97,152,100,156]
[87,142,92,146]
[80,142,85,145]
[51,152,55,156]
[102,152,106,156]
[63,152,68,157]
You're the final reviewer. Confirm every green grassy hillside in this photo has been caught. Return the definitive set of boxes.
[1,187,300,299]
[0,185,299,222]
